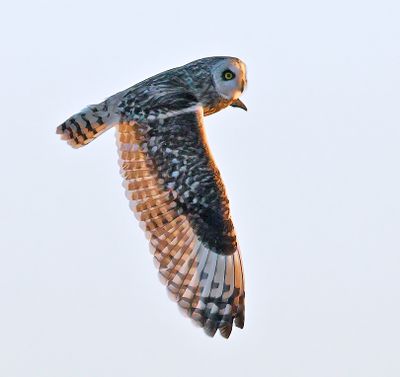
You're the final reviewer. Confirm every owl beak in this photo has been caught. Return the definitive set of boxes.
[230,98,247,111]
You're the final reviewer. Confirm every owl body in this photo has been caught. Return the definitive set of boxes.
[57,57,248,338]
[107,57,243,122]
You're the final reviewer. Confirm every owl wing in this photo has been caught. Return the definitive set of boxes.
[116,108,245,338]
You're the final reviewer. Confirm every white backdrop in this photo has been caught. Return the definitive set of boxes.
[1,1,399,376]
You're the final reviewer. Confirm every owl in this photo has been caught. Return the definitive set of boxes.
[57,56,247,338]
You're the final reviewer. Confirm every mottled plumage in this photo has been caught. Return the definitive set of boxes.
[57,56,248,338]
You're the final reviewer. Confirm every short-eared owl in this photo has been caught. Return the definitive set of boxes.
[57,56,248,338]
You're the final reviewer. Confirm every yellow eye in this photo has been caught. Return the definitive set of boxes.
[222,70,235,81]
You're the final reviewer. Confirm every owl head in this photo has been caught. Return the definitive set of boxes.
[210,57,247,110]
[185,56,247,113]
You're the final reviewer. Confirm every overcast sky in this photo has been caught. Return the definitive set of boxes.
[1,1,399,376]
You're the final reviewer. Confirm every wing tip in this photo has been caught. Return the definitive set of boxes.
[219,323,233,338]
[235,308,245,329]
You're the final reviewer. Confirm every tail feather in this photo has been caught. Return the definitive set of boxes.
[56,102,118,148]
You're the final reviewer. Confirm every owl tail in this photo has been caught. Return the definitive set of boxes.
[56,101,118,148]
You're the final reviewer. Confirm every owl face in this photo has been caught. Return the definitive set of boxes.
[211,58,247,102]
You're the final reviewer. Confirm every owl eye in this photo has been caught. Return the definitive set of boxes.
[222,70,235,81]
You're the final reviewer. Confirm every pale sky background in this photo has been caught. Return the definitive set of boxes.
[1,1,399,376]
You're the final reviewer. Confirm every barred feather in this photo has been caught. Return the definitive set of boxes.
[56,102,117,148]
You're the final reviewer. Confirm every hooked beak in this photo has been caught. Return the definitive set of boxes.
[230,98,247,111]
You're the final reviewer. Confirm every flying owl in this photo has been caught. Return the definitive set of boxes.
[57,56,247,338]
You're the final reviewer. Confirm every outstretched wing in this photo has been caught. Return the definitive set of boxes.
[116,108,245,338]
